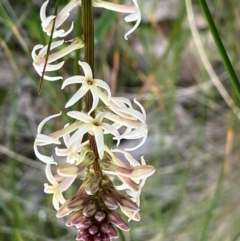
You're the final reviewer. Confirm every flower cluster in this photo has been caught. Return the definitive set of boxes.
[32,1,154,241]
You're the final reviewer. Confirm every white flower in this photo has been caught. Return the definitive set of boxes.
[55,124,89,164]
[62,61,111,113]
[117,99,148,151]
[44,164,77,210]
[32,38,84,81]
[67,111,120,159]
[34,112,62,164]
[40,0,80,38]
[92,0,141,40]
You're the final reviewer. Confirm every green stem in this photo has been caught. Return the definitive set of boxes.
[82,0,100,172]
[198,0,240,100]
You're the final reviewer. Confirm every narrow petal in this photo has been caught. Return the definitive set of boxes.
[37,112,62,134]
[115,107,145,122]
[112,149,140,166]
[40,0,48,21]
[98,89,110,106]
[42,15,56,29]
[62,76,87,89]
[104,112,141,129]
[35,134,60,146]
[89,85,99,114]
[31,44,44,60]
[67,111,93,123]
[93,1,136,13]
[55,147,69,156]
[134,98,146,120]
[65,85,89,108]
[94,79,111,100]
[53,193,60,210]
[125,130,148,151]
[58,193,66,204]
[78,61,93,79]
[44,61,64,71]
[58,21,74,37]
[93,127,104,159]
[45,163,58,186]
[63,123,70,146]
[69,124,93,145]
[120,125,147,139]
[58,176,77,192]
[33,144,56,164]
[111,97,133,108]
[101,123,120,146]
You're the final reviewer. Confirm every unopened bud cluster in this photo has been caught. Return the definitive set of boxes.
[32,1,155,240]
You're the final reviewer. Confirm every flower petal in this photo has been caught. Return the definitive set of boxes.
[67,111,93,123]
[40,0,48,21]
[69,124,93,146]
[45,163,58,186]
[101,123,120,146]
[78,61,93,80]
[94,79,111,100]
[65,85,89,108]
[93,126,104,159]
[89,85,99,114]
[62,76,87,89]
[33,144,56,164]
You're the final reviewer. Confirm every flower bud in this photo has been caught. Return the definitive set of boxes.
[102,196,119,210]
[83,202,97,217]
[131,165,155,179]
[94,211,106,222]
[108,223,118,239]
[100,223,110,233]
[88,225,99,235]
[119,197,139,212]
[56,199,71,218]
[75,217,92,229]
[93,236,101,241]
[67,198,84,211]
[85,173,101,195]
[108,212,129,231]
[66,212,80,226]
[57,164,78,177]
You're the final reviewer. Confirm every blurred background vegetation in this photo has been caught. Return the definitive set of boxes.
[1,0,240,240]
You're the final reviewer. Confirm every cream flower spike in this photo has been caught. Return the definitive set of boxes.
[62,61,111,114]
[34,112,62,164]
[40,0,80,38]
[67,111,120,159]
[44,164,77,210]
[92,0,141,40]
[32,38,84,81]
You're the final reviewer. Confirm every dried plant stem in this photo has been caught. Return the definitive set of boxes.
[82,0,101,174]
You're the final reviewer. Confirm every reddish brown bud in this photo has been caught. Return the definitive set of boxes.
[88,225,99,235]
[100,223,111,233]
[94,211,106,222]
[83,202,97,217]
[102,196,118,210]
[108,224,118,239]
[85,173,101,195]
[108,212,130,231]
[68,199,84,211]
[93,235,101,241]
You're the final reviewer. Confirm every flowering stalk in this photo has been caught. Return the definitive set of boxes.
[32,1,155,240]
